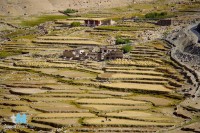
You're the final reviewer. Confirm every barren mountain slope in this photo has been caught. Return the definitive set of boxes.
[0,0,154,16]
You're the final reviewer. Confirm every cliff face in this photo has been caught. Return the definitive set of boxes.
[0,0,153,16]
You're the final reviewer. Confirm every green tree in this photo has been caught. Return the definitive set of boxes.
[116,37,130,45]
[63,9,78,14]
[70,22,81,27]
[121,44,133,53]
[145,12,168,19]
[160,12,167,16]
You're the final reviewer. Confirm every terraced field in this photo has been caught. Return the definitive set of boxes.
[0,37,191,132]
[32,36,104,46]
[2,6,200,131]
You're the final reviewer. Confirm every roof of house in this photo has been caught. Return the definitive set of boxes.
[84,18,110,21]
[67,17,109,21]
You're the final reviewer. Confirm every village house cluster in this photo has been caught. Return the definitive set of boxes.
[63,46,123,61]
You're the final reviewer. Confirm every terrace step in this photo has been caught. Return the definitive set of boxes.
[28,122,54,131]
[83,117,176,128]
[130,51,163,55]
[181,121,200,133]
[37,36,89,40]
[134,46,155,50]
[32,118,80,128]
[32,39,102,46]
[104,67,155,71]
[131,49,161,53]
[128,57,163,64]
[69,127,159,133]
[174,106,192,119]
[129,54,162,58]
[98,73,168,81]
[100,83,172,94]
[105,69,164,76]
[122,80,168,85]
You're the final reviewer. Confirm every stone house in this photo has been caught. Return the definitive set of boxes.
[98,47,123,61]
[84,18,115,27]
[157,19,172,26]
[63,49,86,60]
[63,47,123,61]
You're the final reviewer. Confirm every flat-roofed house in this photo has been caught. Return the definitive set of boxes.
[63,49,86,60]
[63,46,123,61]
[84,18,115,27]
[98,47,123,61]
[157,19,172,26]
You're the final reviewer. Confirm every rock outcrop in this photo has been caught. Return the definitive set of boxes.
[197,23,200,32]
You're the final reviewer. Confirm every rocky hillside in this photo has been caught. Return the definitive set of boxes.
[0,0,154,16]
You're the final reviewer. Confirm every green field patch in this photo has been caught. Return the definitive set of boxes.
[21,15,68,27]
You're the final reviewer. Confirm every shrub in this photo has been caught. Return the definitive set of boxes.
[63,9,78,14]
[121,44,133,53]
[145,12,168,19]
[70,22,81,27]
[116,37,130,45]
[160,12,167,16]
